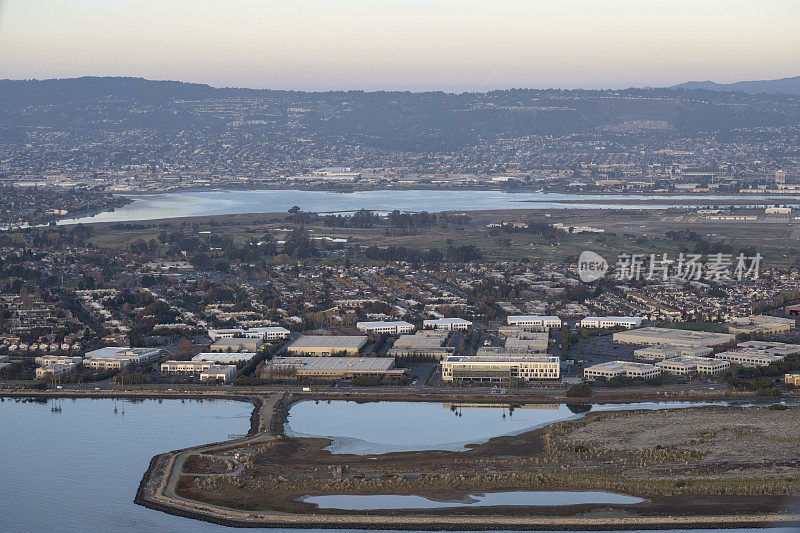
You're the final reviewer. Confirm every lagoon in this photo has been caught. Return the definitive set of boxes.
[284,399,796,455]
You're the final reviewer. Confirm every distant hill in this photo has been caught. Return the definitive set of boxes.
[673,76,800,95]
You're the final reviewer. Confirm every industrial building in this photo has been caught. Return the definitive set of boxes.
[207,326,290,341]
[633,345,712,362]
[356,320,415,335]
[726,315,794,336]
[506,315,562,330]
[83,347,162,371]
[583,361,661,381]
[192,352,257,364]
[263,356,406,381]
[655,357,730,375]
[422,318,472,331]
[502,330,549,353]
[285,335,368,356]
[209,338,262,353]
[387,331,453,359]
[441,355,560,383]
[714,350,785,367]
[580,317,643,329]
[613,327,735,348]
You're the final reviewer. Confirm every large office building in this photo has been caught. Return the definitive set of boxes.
[441,355,560,383]
[655,357,730,376]
[714,350,785,367]
[285,335,368,356]
[506,315,562,331]
[263,356,406,382]
[356,321,415,335]
[207,327,290,342]
[613,327,735,348]
[633,345,712,362]
[423,318,472,331]
[580,316,643,329]
[83,347,162,371]
[583,361,661,381]
[726,315,794,336]
[161,360,237,382]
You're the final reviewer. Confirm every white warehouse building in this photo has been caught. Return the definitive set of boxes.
[356,321,415,335]
[423,318,472,331]
[506,315,562,331]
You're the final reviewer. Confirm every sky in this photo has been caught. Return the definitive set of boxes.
[1,0,799,91]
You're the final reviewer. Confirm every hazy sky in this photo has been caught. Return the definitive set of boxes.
[1,0,799,91]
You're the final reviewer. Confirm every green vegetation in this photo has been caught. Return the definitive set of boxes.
[566,383,592,397]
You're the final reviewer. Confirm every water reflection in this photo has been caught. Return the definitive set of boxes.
[285,399,798,455]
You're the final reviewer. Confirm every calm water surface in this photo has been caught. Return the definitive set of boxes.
[0,397,794,533]
[57,189,800,225]
[302,491,644,510]
[284,399,796,454]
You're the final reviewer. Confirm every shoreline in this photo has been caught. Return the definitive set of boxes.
[4,389,798,530]
[129,391,800,531]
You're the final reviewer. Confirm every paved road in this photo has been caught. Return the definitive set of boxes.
[162,393,283,501]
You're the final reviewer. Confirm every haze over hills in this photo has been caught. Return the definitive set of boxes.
[1,76,799,182]
[673,75,800,96]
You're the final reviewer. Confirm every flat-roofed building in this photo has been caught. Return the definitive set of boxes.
[583,361,661,381]
[502,330,549,353]
[35,362,78,378]
[356,321,415,335]
[613,327,735,348]
[726,315,794,336]
[192,352,257,365]
[209,338,262,353]
[785,374,800,386]
[580,316,643,329]
[656,356,730,375]
[715,350,784,367]
[207,327,290,341]
[263,356,406,382]
[634,345,712,362]
[35,355,83,367]
[199,365,237,383]
[738,341,800,357]
[387,331,453,359]
[83,347,162,371]
[506,315,561,331]
[423,318,472,331]
[441,355,560,383]
[161,360,214,374]
[285,335,368,356]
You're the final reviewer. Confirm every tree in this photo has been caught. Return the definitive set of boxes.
[566,383,592,397]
